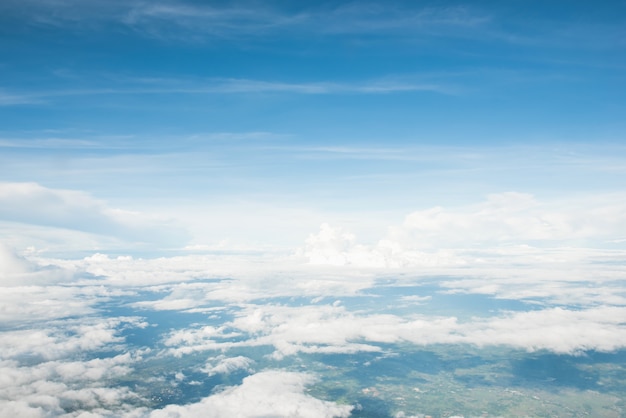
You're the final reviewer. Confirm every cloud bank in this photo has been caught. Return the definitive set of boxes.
[163,303,626,358]
[301,192,626,268]
[0,182,189,250]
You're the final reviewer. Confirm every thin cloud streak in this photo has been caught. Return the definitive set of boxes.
[6,0,623,52]
[5,0,491,39]
[0,77,450,107]
[0,91,43,106]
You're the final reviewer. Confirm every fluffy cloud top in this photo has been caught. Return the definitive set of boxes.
[300,192,626,268]
[1,239,625,416]
[149,371,352,418]
[0,317,146,361]
[202,355,254,376]
[162,302,626,358]
[0,314,148,417]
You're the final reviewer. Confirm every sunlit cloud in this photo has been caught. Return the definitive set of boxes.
[202,355,254,376]
[0,182,189,248]
[149,370,352,418]
[160,302,626,358]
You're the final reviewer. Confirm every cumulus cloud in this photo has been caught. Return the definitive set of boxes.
[202,355,254,376]
[0,317,146,361]
[0,245,109,324]
[163,325,242,357]
[0,314,149,417]
[302,223,358,266]
[300,223,470,268]
[0,251,134,323]
[162,303,626,358]
[1,238,624,416]
[0,286,96,323]
[0,355,141,417]
[464,306,626,354]
[299,192,626,268]
[149,370,352,418]
[0,182,189,248]
[75,252,375,311]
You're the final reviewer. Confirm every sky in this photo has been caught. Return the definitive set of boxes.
[2,2,626,417]
[1,0,626,255]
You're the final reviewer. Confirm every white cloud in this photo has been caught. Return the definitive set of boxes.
[0,77,449,110]
[60,228,626,312]
[0,314,149,417]
[463,306,626,354]
[0,286,97,323]
[202,355,254,376]
[163,325,242,357]
[162,302,626,358]
[0,238,624,416]
[0,243,74,286]
[0,357,142,417]
[300,223,467,268]
[73,252,376,308]
[0,182,189,248]
[149,370,352,418]
[201,78,446,95]
[399,192,626,247]
[0,249,135,323]
[299,193,626,269]
[0,317,146,361]
[301,223,358,266]
[0,400,45,418]
[110,1,489,44]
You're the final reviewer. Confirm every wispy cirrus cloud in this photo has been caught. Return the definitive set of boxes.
[4,0,623,55]
[0,311,148,416]
[3,0,490,39]
[0,90,43,106]
[209,77,447,94]
[120,1,492,43]
[122,2,304,40]
[0,75,450,108]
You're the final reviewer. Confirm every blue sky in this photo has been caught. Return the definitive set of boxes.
[1,0,626,254]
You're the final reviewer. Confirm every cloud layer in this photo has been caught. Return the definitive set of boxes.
[0,182,188,250]
[301,192,626,268]
[1,235,626,416]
